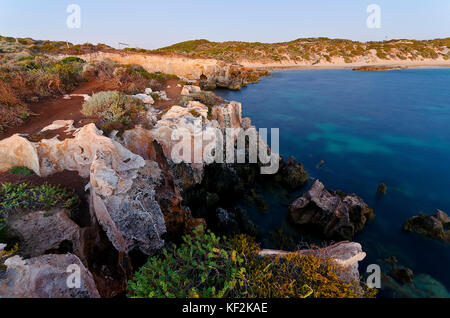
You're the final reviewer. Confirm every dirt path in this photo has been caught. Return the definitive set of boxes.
[152,78,182,110]
[0,80,112,140]
[0,78,182,140]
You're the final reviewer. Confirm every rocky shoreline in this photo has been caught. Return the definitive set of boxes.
[0,79,375,297]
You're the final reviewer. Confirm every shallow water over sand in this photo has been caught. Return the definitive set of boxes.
[215,68,450,298]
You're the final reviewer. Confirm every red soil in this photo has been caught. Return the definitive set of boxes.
[0,78,182,140]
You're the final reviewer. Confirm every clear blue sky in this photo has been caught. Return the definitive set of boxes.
[1,0,449,49]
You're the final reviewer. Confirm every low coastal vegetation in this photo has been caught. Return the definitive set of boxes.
[128,227,376,298]
[0,181,79,272]
[8,166,34,176]
[81,90,147,132]
[0,53,85,130]
[82,60,178,95]
[0,35,113,55]
[0,182,80,214]
[0,44,178,131]
[4,34,449,67]
[154,38,450,64]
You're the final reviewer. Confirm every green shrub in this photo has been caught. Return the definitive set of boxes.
[128,226,248,298]
[60,56,86,64]
[81,91,146,124]
[82,59,117,79]
[128,228,376,298]
[0,182,80,216]
[9,166,34,176]
[15,54,35,62]
[44,61,83,91]
[178,91,224,119]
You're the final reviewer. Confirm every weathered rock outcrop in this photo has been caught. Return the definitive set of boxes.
[403,209,450,243]
[289,180,374,240]
[123,100,243,166]
[211,101,242,129]
[0,122,166,257]
[90,160,166,254]
[133,93,154,105]
[5,208,81,259]
[181,85,201,95]
[259,241,366,283]
[75,52,268,90]
[0,134,40,175]
[0,254,100,298]
[38,123,144,179]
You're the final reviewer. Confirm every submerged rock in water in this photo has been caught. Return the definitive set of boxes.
[288,180,374,240]
[381,273,450,298]
[377,183,387,195]
[391,267,415,285]
[0,254,100,298]
[213,207,258,237]
[403,209,450,243]
[279,156,309,190]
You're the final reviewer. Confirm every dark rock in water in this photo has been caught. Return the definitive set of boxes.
[279,156,309,190]
[403,209,450,243]
[381,272,450,298]
[391,267,415,285]
[383,255,398,264]
[288,180,375,240]
[245,188,269,212]
[213,207,258,237]
[316,159,325,169]
[377,183,387,195]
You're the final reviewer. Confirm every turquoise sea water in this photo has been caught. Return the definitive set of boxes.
[215,68,450,298]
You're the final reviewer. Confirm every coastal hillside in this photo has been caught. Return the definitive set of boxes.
[0,35,115,55]
[153,38,450,67]
[4,35,450,70]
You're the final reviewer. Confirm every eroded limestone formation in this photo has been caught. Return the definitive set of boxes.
[0,254,100,298]
[403,209,450,243]
[289,180,374,240]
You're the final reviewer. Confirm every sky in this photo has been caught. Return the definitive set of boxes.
[1,0,449,50]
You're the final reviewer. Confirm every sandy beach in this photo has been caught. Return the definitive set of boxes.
[240,58,450,71]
